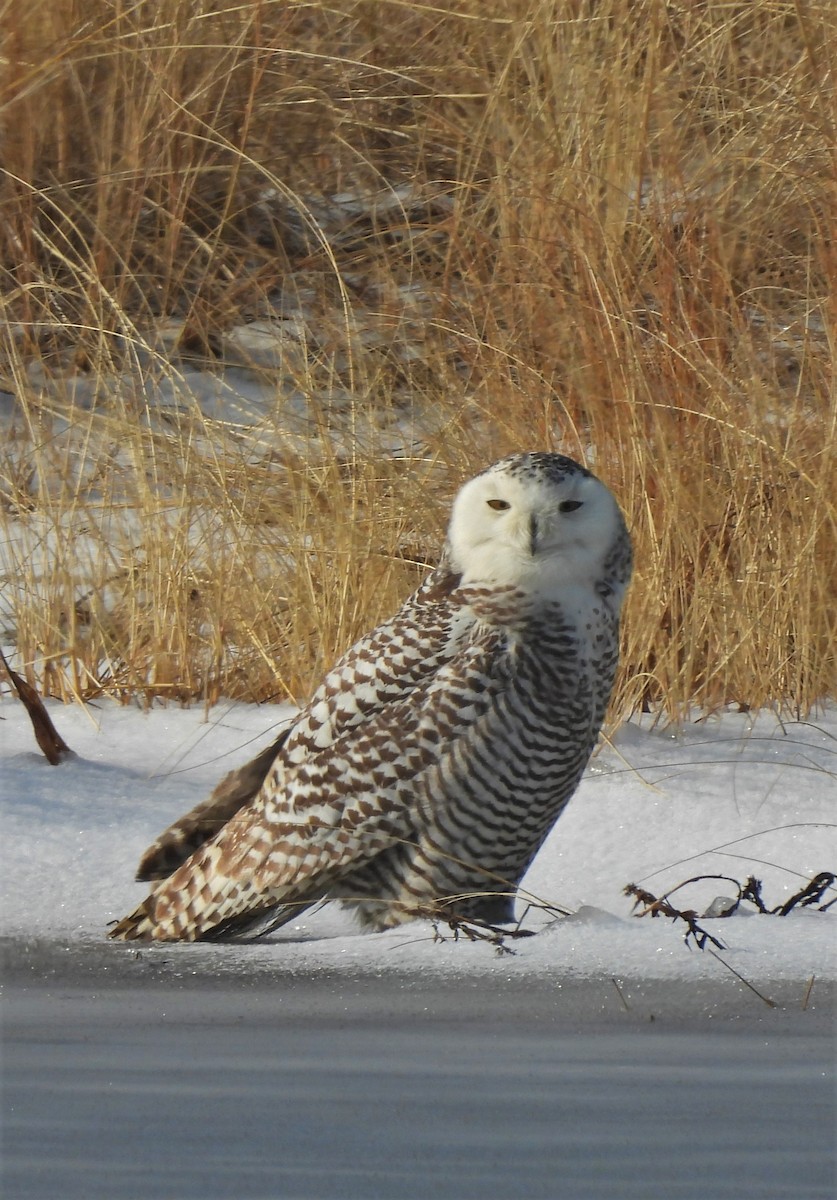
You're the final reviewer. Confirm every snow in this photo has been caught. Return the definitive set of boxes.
[2,691,834,987]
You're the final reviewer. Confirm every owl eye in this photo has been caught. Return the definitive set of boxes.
[559,500,583,513]
[487,498,511,511]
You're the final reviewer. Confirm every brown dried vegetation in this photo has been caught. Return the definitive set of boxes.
[1,1,835,717]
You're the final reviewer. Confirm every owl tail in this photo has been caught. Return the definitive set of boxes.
[108,897,174,941]
[108,890,318,942]
[108,837,325,943]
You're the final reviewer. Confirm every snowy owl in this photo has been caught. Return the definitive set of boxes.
[110,452,632,942]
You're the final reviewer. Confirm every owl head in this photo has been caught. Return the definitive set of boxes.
[446,452,631,603]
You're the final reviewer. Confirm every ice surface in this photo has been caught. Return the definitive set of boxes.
[4,983,834,1200]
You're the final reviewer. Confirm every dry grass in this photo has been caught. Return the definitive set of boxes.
[2,0,835,719]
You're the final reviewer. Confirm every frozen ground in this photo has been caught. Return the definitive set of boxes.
[1,693,834,989]
[2,696,835,1200]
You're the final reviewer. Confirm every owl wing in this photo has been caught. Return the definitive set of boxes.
[134,729,292,881]
[111,617,508,941]
[134,562,468,882]
[281,559,467,760]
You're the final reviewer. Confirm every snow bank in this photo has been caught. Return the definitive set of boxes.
[1,695,834,984]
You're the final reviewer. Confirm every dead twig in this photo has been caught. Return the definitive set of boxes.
[611,977,631,1012]
[1,650,74,765]
[624,883,726,951]
[773,872,836,915]
[707,950,777,1009]
[428,908,537,957]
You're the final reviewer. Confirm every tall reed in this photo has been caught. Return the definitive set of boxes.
[2,0,835,718]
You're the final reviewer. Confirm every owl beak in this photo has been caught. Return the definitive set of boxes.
[529,514,539,556]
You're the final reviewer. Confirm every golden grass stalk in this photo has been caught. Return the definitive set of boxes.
[2,0,835,719]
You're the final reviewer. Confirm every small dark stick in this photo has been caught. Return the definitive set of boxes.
[1,650,73,765]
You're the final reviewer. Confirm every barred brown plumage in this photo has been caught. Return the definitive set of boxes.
[109,452,632,942]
